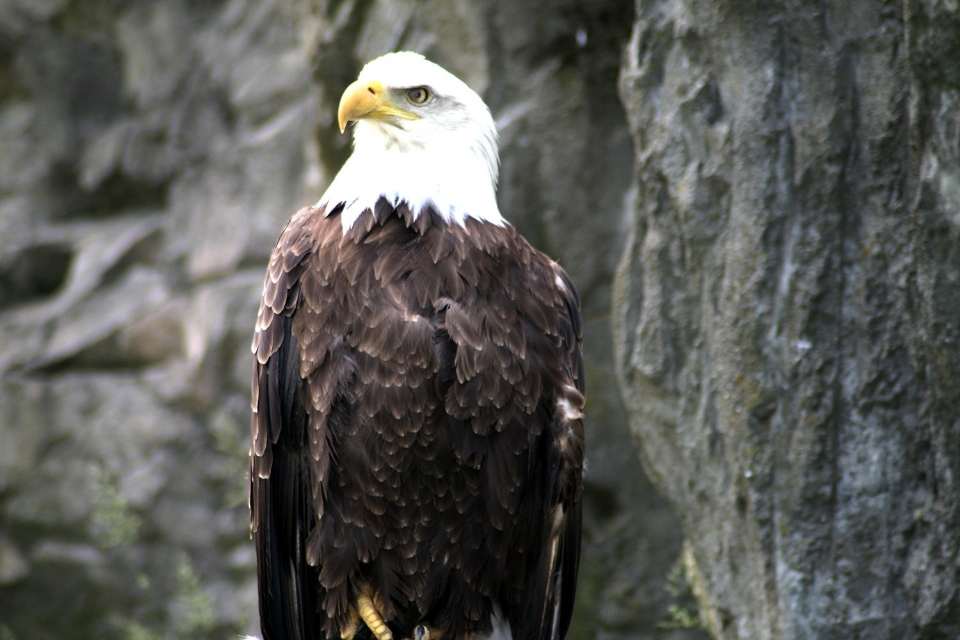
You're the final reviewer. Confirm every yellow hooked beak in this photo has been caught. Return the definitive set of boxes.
[337,80,420,133]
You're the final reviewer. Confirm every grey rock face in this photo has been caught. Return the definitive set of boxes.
[615,1,960,638]
[0,0,702,639]
[0,0,313,637]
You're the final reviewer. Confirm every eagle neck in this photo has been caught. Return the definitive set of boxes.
[317,132,504,232]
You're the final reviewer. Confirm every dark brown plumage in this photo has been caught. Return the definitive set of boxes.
[250,51,584,640]
[251,201,583,640]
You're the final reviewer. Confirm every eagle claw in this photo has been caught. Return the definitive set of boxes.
[340,584,394,640]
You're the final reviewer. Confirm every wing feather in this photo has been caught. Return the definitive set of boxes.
[250,207,330,640]
[509,255,585,640]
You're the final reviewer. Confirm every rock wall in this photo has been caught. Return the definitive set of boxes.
[0,0,314,637]
[0,0,703,639]
[614,0,960,638]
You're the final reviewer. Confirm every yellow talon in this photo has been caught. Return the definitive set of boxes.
[356,584,393,640]
[340,584,447,640]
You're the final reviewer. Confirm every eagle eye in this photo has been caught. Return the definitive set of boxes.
[406,87,431,105]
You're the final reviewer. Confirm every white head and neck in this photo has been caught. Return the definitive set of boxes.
[317,52,504,231]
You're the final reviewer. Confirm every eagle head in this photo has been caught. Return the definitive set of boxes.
[320,52,503,230]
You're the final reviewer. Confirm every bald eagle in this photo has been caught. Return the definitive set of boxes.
[250,52,585,640]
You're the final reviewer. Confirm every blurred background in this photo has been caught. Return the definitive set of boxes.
[0,0,958,639]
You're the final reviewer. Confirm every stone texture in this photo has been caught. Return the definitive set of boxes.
[0,0,312,637]
[0,0,701,638]
[5,0,952,637]
[614,1,960,638]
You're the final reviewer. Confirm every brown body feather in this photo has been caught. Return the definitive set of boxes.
[251,199,584,640]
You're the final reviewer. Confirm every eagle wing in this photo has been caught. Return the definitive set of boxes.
[513,265,584,640]
[250,206,328,640]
